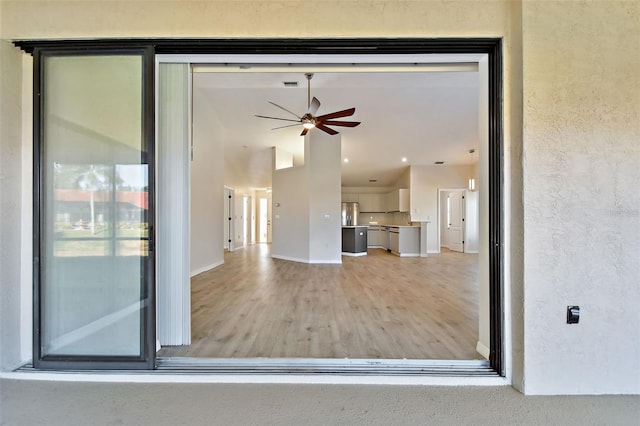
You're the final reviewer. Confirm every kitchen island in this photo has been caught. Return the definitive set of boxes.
[341,225,368,256]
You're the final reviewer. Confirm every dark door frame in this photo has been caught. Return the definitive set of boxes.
[17,38,504,376]
[30,46,156,370]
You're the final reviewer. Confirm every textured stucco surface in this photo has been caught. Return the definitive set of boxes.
[0,1,511,38]
[521,0,640,394]
[1,0,639,396]
[0,36,24,371]
[1,379,639,426]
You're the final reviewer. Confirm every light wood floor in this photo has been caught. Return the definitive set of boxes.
[158,245,481,360]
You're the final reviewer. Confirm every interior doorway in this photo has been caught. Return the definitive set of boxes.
[166,60,488,361]
[156,38,504,374]
[243,195,251,246]
[439,188,480,254]
[257,197,268,243]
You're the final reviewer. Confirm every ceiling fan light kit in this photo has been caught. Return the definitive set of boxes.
[255,73,360,136]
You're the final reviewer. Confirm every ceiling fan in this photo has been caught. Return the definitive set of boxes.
[255,73,361,136]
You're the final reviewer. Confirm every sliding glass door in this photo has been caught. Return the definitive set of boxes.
[34,47,155,369]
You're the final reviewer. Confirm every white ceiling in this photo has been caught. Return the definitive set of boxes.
[193,64,481,189]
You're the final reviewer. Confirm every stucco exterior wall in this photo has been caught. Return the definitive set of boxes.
[0,0,638,395]
[521,0,640,394]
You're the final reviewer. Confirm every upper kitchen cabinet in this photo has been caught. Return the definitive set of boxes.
[341,193,359,203]
[358,193,387,212]
[387,188,409,212]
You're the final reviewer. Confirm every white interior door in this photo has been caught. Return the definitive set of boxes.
[258,197,268,243]
[243,196,251,246]
[448,191,464,252]
[266,198,273,243]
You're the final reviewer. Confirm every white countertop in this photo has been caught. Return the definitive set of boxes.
[342,225,369,228]
[368,224,419,228]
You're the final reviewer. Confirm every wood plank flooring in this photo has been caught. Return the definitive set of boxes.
[158,245,481,360]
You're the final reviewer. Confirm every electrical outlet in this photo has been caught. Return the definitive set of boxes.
[567,306,580,324]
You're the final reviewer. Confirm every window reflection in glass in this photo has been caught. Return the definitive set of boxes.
[52,163,149,258]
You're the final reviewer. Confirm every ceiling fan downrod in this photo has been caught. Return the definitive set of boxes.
[305,73,313,108]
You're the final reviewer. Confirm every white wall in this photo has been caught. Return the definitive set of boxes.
[272,132,342,264]
[273,146,294,170]
[409,165,475,253]
[520,1,640,394]
[2,0,640,396]
[307,132,342,263]
[0,38,27,370]
[190,80,224,276]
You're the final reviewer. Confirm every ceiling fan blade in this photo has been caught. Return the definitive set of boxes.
[316,123,339,135]
[255,115,301,123]
[300,128,310,136]
[315,107,356,121]
[272,123,302,130]
[306,97,321,116]
[320,120,361,128]
[268,101,302,120]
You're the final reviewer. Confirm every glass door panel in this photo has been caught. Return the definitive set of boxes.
[36,49,154,368]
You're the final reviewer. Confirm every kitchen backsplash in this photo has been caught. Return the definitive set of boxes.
[359,212,413,225]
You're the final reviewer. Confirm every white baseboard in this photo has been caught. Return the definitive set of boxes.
[190,260,224,277]
[271,254,308,263]
[398,252,420,257]
[465,250,479,254]
[476,341,490,360]
[272,254,343,264]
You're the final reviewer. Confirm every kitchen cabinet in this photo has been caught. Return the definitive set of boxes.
[342,226,368,256]
[367,225,384,248]
[358,193,386,212]
[341,193,359,203]
[386,188,409,212]
[382,226,389,250]
[388,226,420,257]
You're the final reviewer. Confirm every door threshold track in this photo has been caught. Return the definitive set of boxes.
[155,357,496,377]
[14,358,497,377]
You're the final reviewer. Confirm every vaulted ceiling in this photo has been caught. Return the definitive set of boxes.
[193,59,482,190]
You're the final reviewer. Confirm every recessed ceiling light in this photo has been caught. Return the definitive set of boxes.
[435,161,444,165]
[344,158,349,163]
[401,157,407,162]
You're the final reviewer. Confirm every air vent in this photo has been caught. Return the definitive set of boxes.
[369,179,377,183]
[434,161,444,165]
[283,81,299,87]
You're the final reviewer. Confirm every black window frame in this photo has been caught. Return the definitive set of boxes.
[30,45,157,370]
[17,38,503,376]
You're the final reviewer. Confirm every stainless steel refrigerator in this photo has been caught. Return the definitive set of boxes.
[341,202,359,226]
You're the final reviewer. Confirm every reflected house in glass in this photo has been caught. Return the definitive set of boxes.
[54,188,148,230]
